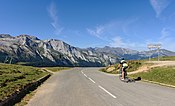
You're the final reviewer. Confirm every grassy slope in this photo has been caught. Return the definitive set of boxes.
[100,60,144,74]
[100,56,175,86]
[0,63,49,101]
[100,56,175,74]
[130,66,175,86]
[151,56,175,61]
[130,56,175,86]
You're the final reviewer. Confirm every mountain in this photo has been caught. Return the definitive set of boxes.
[0,34,118,66]
[0,34,175,66]
[90,46,138,57]
[91,46,175,60]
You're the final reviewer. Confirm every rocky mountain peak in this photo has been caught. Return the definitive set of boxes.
[0,34,13,38]
[16,34,40,40]
[0,34,175,66]
[0,34,119,66]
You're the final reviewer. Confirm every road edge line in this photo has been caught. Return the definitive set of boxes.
[142,79,175,88]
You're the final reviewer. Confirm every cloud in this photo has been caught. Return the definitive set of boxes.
[142,28,175,51]
[150,0,171,17]
[87,26,104,38]
[87,18,139,39]
[48,2,63,35]
[122,18,139,35]
[145,28,175,51]
[158,27,175,51]
[86,21,120,39]
[109,36,146,50]
[160,27,170,39]
[86,18,149,50]
[110,36,125,47]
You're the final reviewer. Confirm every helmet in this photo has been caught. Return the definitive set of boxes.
[120,58,126,64]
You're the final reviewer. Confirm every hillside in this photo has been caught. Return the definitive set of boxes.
[0,34,175,67]
[0,63,49,102]
[0,34,117,66]
[100,56,175,75]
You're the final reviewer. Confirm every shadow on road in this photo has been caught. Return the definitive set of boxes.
[120,77,141,83]
[127,77,141,83]
[134,77,141,81]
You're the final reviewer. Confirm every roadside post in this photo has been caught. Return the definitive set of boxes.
[147,44,161,61]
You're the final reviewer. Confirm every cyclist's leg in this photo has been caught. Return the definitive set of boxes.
[119,68,122,77]
[123,68,126,79]
[122,67,125,79]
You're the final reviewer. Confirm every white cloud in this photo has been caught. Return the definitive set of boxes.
[86,21,121,39]
[87,18,139,40]
[122,18,139,35]
[110,36,125,47]
[87,26,104,38]
[110,36,146,51]
[158,27,175,51]
[86,18,147,50]
[159,38,175,51]
[48,2,63,35]
[150,0,171,17]
[160,27,170,39]
[144,28,175,51]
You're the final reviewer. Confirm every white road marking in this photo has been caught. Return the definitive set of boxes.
[81,70,116,99]
[81,71,95,83]
[98,85,116,99]
[81,70,87,77]
[81,70,88,78]
[83,74,88,78]
[88,77,96,83]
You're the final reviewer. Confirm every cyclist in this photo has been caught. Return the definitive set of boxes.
[117,58,128,80]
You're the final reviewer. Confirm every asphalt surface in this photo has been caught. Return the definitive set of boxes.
[27,68,175,106]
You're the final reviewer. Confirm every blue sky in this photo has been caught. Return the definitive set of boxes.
[0,0,175,51]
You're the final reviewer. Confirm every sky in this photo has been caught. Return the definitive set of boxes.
[0,0,175,51]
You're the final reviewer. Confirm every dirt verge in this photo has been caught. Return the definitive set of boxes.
[128,61,175,75]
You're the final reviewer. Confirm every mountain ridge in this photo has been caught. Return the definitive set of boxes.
[0,34,117,66]
[92,46,175,60]
[0,34,175,66]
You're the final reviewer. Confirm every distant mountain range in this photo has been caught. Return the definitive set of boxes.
[0,34,175,66]
[90,46,175,60]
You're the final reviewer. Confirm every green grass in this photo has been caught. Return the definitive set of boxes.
[150,56,175,61]
[45,67,70,72]
[0,63,49,102]
[130,66,175,86]
[100,60,144,74]
[127,60,143,72]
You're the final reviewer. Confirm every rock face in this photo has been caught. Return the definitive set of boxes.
[0,34,175,66]
[0,34,117,66]
[91,46,175,60]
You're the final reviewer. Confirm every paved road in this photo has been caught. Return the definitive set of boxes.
[27,68,175,106]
